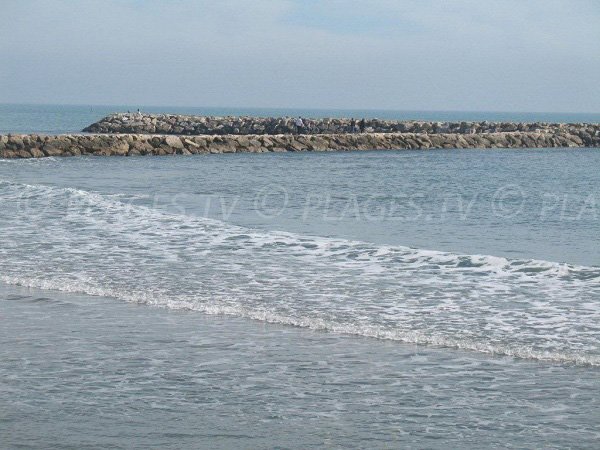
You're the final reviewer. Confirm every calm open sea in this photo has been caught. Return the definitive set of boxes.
[1,104,599,448]
[1,103,600,134]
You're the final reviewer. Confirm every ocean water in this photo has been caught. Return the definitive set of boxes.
[1,147,599,448]
[1,105,600,447]
[2,284,600,449]
[2,103,600,134]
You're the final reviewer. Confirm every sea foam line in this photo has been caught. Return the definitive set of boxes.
[1,273,599,367]
[1,178,597,279]
[1,180,600,366]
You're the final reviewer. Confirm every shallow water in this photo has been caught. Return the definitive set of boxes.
[2,285,599,449]
[1,148,599,447]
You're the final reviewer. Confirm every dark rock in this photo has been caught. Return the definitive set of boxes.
[80,113,600,138]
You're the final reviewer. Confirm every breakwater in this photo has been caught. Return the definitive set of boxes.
[84,113,600,137]
[1,130,599,159]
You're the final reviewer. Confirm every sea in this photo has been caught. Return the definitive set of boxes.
[1,104,599,448]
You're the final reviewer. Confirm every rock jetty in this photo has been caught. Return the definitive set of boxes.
[1,129,599,159]
[0,113,598,159]
[84,113,600,137]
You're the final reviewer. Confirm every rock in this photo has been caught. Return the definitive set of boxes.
[1,149,18,158]
[247,139,263,152]
[110,140,130,156]
[154,146,174,156]
[80,113,600,138]
[208,137,237,153]
[287,140,307,152]
[2,125,598,160]
[43,137,72,156]
[8,135,24,149]
[14,149,33,158]
[164,135,184,149]
[130,140,154,155]
[183,138,200,148]
[29,147,45,158]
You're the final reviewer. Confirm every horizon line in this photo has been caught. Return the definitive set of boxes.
[1,102,599,116]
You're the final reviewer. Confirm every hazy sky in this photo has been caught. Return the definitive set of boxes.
[1,0,599,112]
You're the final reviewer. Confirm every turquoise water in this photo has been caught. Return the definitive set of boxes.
[1,105,600,448]
[2,103,600,134]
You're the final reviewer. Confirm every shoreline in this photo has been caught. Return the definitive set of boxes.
[1,129,599,159]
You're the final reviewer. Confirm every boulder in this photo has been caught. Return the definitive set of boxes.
[29,147,45,158]
[43,137,71,156]
[164,135,184,149]
[110,140,130,156]
[183,138,200,148]
[129,141,154,155]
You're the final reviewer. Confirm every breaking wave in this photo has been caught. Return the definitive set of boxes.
[1,180,599,365]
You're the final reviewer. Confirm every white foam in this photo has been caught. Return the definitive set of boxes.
[1,179,599,366]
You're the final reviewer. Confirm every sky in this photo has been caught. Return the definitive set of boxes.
[1,0,599,112]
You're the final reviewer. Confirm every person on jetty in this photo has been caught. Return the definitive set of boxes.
[359,118,366,133]
[304,118,312,134]
[294,117,304,134]
[350,118,357,133]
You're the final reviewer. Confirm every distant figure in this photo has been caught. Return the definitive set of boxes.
[350,118,356,133]
[137,108,141,116]
[304,118,312,134]
[294,116,304,134]
[359,118,366,133]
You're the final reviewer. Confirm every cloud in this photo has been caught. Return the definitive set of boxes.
[0,0,598,111]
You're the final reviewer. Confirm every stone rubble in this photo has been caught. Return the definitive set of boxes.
[83,113,600,137]
[1,129,599,159]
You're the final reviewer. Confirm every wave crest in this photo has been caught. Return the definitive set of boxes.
[1,180,599,366]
